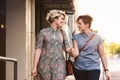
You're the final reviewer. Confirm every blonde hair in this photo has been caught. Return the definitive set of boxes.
[46,9,66,24]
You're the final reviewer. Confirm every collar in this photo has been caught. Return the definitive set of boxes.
[82,31,94,37]
[49,27,61,32]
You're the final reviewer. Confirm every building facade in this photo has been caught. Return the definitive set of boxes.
[0,0,75,80]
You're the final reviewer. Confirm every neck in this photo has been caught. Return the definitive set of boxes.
[50,23,61,31]
[50,23,58,31]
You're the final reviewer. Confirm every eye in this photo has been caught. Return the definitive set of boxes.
[61,18,65,20]
[78,22,81,25]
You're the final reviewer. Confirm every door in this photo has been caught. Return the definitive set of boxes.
[0,27,6,80]
[0,0,6,80]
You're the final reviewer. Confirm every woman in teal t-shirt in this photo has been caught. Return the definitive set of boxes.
[72,15,110,80]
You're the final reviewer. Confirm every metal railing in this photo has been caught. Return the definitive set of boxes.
[0,56,17,80]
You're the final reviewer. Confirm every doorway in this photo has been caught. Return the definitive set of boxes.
[0,0,6,80]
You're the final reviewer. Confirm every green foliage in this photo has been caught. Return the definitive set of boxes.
[115,46,120,56]
[106,42,120,56]
[108,42,117,55]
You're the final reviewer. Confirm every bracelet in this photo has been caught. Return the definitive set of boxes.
[104,69,109,72]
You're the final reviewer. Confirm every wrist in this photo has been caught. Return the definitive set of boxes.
[104,69,109,72]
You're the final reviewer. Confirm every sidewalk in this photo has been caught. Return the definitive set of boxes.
[108,58,120,80]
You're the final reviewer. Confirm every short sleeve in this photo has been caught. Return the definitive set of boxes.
[35,30,44,49]
[62,30,70,49]
[97,34,104,46]
[72,34,76,41]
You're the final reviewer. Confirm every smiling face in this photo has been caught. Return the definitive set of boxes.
[76,15,93,32]
[77,19,88,32]
[55,15,66,28]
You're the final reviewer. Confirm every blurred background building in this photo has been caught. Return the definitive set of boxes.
[0,0,76,80]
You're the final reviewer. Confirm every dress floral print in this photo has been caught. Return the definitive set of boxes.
[35,27,70,80]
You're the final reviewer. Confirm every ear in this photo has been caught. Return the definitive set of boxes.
[86,23,90,28]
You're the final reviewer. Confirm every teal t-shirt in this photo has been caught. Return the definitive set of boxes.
[73,32,103,71]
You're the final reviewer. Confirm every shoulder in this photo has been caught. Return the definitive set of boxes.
[40,27,50,32]
[94,33,102,39]
[94,33,104,44]
[39,27,50,34]
[73,33,82,37]
[72,33,81,40]
[37,27,50,37]
[61,29,67,35]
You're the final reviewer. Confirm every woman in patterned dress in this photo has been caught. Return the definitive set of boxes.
[32,9,74,80]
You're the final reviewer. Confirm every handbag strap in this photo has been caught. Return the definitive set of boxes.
[60,29,70,60]
[79,33,95,53]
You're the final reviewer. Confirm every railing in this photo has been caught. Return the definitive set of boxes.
[0,56,17,80]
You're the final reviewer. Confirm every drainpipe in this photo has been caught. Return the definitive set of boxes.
[66,11,74,47]
[26,0,35,80]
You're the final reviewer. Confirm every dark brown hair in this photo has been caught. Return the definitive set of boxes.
[76,15,93,28]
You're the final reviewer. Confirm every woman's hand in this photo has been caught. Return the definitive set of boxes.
[70,48,79,58]
[105,71,110,80]
[32,48,41,77]
[32,68,37,77]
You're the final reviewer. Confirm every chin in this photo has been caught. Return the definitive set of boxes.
[57,27,61,29]
[59,26,62,28]
[79,29,82,31]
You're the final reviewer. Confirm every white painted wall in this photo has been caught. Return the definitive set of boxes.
[6,0,26,80]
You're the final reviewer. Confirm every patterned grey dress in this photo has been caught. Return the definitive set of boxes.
[35,27,70,80]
